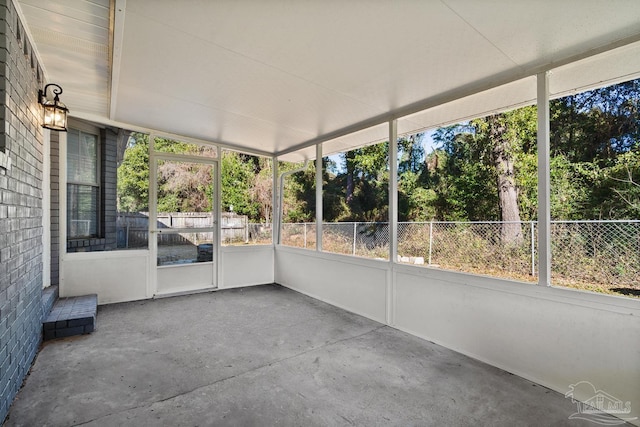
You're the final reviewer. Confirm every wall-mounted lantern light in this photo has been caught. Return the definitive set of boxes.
[38,83,68,131]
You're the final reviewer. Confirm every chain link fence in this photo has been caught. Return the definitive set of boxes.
[246,223,273,245]
[322,222,389,259]
[281,220,640,291]
[398,221,535,280]
[281,223,316,249]
[550,221,640,290]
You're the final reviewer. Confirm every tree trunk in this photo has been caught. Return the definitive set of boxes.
[489,116,523,245]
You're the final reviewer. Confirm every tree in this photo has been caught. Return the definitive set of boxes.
[593,151,640,218]
[157,160,213,212]
[116,79,639,225]
[280,160,316,223]
[487,115,523,243]
[341,141,389,221]
[249,158,273,224]
[220,151,256,217]
[549,79,640,219]
[551,80,640,163]
[117,133,149,212]
[431,124,499,221]
[429,107,539,243]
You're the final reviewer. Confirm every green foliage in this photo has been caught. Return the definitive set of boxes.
[430,125,500,220]
[421,82,639,221]
[221,151,257,217]
[592,151,640,218]
[155,138,214,212]
[399,181,437,222]
[514,152,538,221]
[549,155,594,219]
[342,141,389,221]
[117,137,275,221]
[550,79,640,163]
[117,133,150,212]
[280,161,316,223]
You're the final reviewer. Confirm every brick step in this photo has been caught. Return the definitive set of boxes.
[43,294,97,341]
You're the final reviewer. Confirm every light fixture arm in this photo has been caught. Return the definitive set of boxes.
[39,83,64,104]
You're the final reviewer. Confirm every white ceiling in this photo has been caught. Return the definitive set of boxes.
[16,0,640,161]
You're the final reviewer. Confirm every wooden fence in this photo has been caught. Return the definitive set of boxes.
[116,212,249,248]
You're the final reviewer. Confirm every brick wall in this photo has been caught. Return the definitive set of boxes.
[0,0,45,422]
[102,128,118,249]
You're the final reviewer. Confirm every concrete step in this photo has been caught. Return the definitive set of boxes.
[43,294,97,341]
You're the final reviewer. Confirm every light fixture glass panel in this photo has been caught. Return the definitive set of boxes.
[42,102,68,131]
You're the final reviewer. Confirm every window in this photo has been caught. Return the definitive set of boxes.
[396,109,538,281]
[221,150,273,246]
[549,77,640,298]
[67,128,99,239]
[116,132,150,249]
[279,160,316,249]
[321,140,389,260]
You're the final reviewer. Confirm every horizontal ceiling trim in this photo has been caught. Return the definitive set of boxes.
[276,32,640,158]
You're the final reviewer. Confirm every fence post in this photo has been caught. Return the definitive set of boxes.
[531,221,535,276]
[428,221,433,265]
[352,222,357,255]
[303,223,307,249]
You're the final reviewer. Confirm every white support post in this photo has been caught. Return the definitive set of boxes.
[58,130,68,295]
[316,144,323,252]
[272,155,279,244]
[388,119,398,326]
[352,222,357,255]
[530,220,535,277]
[42,129,51,288]
[428,221,433,265]
[389,120,398,264]
[215,146,222,288]
[148,134,158,297]
[537,72,552,286]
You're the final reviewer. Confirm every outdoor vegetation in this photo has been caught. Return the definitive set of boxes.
[283,79,640,225]
[116,79,640,297]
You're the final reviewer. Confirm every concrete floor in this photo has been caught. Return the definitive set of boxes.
[4,285,610,426]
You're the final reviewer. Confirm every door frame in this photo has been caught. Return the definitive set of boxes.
[148,135,220,297]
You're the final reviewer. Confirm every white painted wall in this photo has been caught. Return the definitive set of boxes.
[220,245,274,289]
[156,262,215,296]
[275,246,640,425]
[61,250,149,304]
[60,245,274,304]
[41,129,51,288]
[393,265,640,425]
[275,246,387,323]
